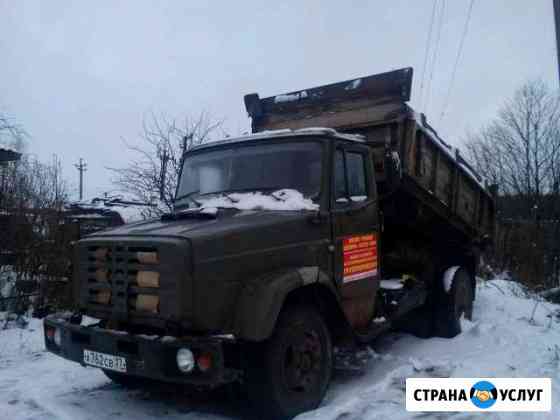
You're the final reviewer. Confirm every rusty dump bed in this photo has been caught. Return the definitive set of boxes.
[244,67,495,242]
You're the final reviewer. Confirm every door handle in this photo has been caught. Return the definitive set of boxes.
[345,199,376,215]
[346,206,366,215]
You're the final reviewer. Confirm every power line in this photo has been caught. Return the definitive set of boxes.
[440,0,475,123]
[554,0,560,87]
[419,0,438,109]
[424,0,446,114]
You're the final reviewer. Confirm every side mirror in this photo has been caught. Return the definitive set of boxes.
[479,234,493,252]
[384,150,401,190]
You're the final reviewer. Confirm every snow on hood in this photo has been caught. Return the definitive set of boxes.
[197,189,319,212]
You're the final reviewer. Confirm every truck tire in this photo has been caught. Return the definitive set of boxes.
[245,305,333,419]
[433,267,474,338]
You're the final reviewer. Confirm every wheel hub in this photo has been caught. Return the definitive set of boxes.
[284,330,321,393]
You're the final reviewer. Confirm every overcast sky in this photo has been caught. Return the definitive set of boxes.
[1,0,557,200]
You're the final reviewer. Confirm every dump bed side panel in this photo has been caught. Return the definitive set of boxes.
[393,118,495,239]
[339,116,494,240]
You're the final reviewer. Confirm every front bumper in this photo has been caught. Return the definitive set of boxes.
[43,313,240,386]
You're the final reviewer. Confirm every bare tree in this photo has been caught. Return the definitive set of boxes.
[1,111,76,315]
[1,154,71,312]
[2,155,68,210]
[465,80,560,217]
[465,80,560,288]
[0,112,27,152]
[108,112,222,218]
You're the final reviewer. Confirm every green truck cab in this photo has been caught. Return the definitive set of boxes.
[44,68,495,419]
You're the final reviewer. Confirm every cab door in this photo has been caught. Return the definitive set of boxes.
[331,142,380,330]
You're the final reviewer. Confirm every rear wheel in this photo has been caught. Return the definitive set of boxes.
[433,267,474,338]
[245,305,333,419]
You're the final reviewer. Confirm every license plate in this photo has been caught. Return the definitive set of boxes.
[83,349,127,373]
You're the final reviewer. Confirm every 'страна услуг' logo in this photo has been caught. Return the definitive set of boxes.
[470,381,498,409]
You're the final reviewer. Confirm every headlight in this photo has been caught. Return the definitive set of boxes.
[176,348,195,373]
[54,328,62,347]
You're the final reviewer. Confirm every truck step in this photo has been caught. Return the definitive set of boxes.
[355,316,392,343]
[382,285,427,320]
[355,282,428,344]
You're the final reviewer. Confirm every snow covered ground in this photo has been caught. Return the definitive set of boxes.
[1,279,559,419]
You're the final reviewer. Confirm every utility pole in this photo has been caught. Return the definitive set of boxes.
[74,158,87,200]
[554,0,560,86]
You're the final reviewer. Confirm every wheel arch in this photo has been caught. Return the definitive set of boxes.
[233,267,350,344]
[433,248,478,300]
[282,283,352,346]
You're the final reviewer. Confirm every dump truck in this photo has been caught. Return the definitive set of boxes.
[44,68,495,419]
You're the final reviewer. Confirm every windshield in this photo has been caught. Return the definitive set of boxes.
[175,141,323,208]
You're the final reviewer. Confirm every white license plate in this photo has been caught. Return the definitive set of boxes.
[83,349,127,373]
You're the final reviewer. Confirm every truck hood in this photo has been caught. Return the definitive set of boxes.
[79,207,328,333]
[86,208,316,241]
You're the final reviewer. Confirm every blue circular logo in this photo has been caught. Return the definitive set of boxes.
[470,381,498,409]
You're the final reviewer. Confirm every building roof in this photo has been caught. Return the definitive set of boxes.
[0,147,21,163]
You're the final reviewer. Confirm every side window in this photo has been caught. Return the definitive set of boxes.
[346,152,367,198]
[334,150,346,199]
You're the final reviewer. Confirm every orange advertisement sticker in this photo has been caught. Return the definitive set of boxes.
[343,233,378,283]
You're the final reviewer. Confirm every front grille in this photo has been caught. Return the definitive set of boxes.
[84,244,161,318]
[77,237,189,327]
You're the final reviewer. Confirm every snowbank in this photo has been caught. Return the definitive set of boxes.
[300,279,560,420]
[1,278,559,419]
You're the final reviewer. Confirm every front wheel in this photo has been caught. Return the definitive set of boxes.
[245,305,333,419]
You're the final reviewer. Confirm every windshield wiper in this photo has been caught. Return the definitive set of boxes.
[161,208,218,221]
[198,187,286,198]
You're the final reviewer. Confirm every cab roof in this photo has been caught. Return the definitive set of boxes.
[189,127,365,153]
